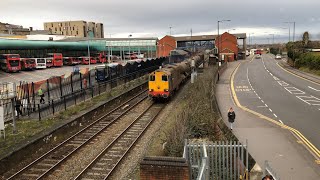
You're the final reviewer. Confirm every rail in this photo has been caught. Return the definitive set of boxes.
[7,90,148,179]
[74,103,165,179]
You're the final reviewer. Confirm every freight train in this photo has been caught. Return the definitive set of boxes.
[148,55,203,100]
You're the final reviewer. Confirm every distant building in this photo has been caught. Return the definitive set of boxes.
[43,20,104,38]
[0,22,31,35]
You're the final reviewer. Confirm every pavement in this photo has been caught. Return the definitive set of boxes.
[216,58,320,179]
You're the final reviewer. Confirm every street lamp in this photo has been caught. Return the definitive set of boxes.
[248,33,254,46]
[87,30,92,70]
[217,19,231,63]
[284,21,295,42]
[281,27,289,42]
[269,34,275,45]
[169,26,172,35]
[128,34,132,60]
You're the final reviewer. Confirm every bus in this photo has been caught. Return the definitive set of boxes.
[80,57,90,65]
[63,57,80,66]
[47,53,63,67]
[0,54,21,72]
[20,58,36,70]
[90,57,97,64]
[96,52,107,63]
[35,58,46,69]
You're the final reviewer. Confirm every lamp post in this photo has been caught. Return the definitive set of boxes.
[281,27,289,42]
[128,34,132,60]
[217,19,231,63]
[87,30,92,70]
[248,33,254,46]
[284,21,295,42]
[169,26,172,35]
[269,34,275,45]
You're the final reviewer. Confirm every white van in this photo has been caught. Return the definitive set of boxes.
[35,58,47,69]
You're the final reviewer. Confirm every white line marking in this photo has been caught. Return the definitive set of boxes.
[308,86,320,92]
[258,97,261,99]
[284,87,305,94]
[296,96,311,105]
[269,108,273,112]
[273,114,278,118]
[270,73,273,76]
[261,100,264,103]
[258,105,267,108]
[277,81,289,86]
[279,120,284,124]
[265,104,268,107]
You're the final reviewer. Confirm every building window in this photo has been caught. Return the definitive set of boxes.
[51,23,53,27]
[73,27,75,31]
[55,27,57,31]
[59,27,61,31]
[76,31,79,35]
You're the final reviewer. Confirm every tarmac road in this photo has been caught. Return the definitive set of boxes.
[234,54,320,150]
[0,64,94,84]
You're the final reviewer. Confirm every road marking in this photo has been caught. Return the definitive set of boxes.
[308,86,320,92]
[297,140,303,144]
[284,87,305,94]
[273,76,279,80]
[276,62,320,86]
[296,96,320,105]
[231,62,320,160]
[279,120,284,124]
[278,81,289,86]
[265,104,268,107]
[270,73,273,76]
[273,114,278,118]
[258,105,267,108]
[258,97,261,99]
[261,100,264,103]
[269,108,273,112]
[316,160,320,164]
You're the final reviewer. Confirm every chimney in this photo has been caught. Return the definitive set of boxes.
[29,27,33,31]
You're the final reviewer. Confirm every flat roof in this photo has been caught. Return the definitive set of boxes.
[174,33,246,41]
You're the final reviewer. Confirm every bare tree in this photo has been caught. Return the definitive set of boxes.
[302,31,310,47]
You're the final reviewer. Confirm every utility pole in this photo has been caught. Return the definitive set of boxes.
[293,22,296,42]
[169,27,172,35]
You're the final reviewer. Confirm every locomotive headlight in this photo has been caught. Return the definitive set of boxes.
[149,89,154,92]
[164,89,169,92]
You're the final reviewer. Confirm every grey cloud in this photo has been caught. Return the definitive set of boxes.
[1,0,320,40]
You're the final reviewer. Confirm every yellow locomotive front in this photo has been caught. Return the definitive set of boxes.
[148,70,170,99]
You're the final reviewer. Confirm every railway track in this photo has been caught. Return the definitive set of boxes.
[7,90,148,180]
[74,103,165,180]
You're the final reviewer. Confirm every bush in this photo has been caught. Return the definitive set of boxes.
[297,53,320,70]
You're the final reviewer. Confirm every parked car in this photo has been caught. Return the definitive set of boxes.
[275,54,282,59]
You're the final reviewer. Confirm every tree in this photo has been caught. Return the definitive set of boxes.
[302,31,310,47]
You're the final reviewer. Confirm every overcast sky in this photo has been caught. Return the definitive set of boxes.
[1,0,320,43]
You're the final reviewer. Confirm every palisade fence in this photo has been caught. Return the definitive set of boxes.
[183,140,249,180]
[2,65,160,122]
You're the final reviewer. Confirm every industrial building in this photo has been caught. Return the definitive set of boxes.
[43,20,104,38]
[0,22,31,35]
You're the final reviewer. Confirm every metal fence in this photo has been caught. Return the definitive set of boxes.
[1,65,159,121]
[184,140,249,180]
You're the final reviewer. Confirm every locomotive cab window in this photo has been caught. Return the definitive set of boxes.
[149,75,155,81]
[162,75,168,81]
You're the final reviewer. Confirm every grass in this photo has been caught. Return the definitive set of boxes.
[0,75,148,159]
[299,67,320,76]
[0,118,59,158]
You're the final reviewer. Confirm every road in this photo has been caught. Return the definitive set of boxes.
[0,64,94,84]
[234,54,320,150]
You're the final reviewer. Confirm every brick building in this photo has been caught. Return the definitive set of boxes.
[140,156,189,180]
[215,32,238,61]
[44,20,104,38]
[157,35,177,57]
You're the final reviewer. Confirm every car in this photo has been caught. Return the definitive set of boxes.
[275,54,282,59]
[255,54,261,59]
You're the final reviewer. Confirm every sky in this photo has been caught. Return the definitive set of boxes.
[1,0,320,43]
